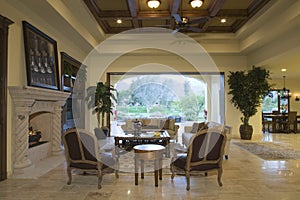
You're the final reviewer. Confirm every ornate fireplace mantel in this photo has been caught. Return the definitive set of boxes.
[8,86,70,169]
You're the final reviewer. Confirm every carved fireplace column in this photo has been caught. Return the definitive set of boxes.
[13,100,35,168]
[51,101,65,154]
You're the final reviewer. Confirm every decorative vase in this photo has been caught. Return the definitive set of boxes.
[239,124,253,140]
[133,119,142,135]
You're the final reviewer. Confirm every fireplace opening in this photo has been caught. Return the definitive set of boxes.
[29,141,48,148]
[28,126,48,148]
[28,111,51,149]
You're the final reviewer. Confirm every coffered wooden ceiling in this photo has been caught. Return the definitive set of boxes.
[84,0,270,34]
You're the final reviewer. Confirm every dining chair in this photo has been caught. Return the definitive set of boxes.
[280,111,297,133]
[262,113,272,133]
[170,127,226,190]
[62,128,118,189]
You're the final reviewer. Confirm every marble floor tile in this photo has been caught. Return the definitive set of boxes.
[1,132,300,199]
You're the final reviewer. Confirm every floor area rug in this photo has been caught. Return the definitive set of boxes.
[233,142,300,160]
[117,142,184,174]
[118,151,172,174]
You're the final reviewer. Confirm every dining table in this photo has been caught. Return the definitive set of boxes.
[263,114,300,133]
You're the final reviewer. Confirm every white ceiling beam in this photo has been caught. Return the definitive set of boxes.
[47,0,104,48]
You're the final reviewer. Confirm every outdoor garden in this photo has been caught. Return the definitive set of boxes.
[114,75,207,122]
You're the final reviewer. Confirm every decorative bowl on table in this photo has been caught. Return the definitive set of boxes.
[154,132,161,136]
[140,132,153,137]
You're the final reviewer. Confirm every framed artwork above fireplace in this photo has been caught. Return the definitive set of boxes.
[22,21,59,90]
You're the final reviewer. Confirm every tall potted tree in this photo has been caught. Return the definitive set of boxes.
[86,82,117,139]
[227,66,272,140]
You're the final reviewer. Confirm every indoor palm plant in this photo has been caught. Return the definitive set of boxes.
[86,82,117,139]
[227,66,272,139]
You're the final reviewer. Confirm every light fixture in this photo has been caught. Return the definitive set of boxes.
[182,17,188,24]
[220,18,226,23]
[189,0,204,8]
[116,19,122,24]
[147,0,161,9]
[280,76,291,99]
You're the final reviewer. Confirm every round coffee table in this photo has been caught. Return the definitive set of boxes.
[133,144,165,187]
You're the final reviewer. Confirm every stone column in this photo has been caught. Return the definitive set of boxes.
[51,102,63,155]
[13,103,33,169]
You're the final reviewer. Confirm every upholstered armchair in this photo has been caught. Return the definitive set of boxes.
[170,127,226,190]
[223,125,232,159]
[182,122,231,159]
[161,119,179,141]
[62,128,118,189]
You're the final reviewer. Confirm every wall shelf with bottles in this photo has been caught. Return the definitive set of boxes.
[60,52,86,131]
[61,52,86,92]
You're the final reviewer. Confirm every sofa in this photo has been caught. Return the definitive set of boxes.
[121,118,179,141]
[182,122,232,159]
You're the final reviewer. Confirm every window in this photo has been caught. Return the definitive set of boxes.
[107,72,225,124]
[262,90,290,114]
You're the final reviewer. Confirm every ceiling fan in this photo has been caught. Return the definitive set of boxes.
[171,14,208,34]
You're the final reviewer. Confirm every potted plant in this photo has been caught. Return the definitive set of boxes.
[227,66,272,140]
[86,82,117,139]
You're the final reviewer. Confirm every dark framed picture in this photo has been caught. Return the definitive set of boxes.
[22,21,59,90]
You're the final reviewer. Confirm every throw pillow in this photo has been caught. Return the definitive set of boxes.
[207,121,224,132]
[197,122,208,131]
[142,119,151,126]
[190,122,199,133]
[168,119,175,130]
[126,119,133,129]
[162,119,169,129]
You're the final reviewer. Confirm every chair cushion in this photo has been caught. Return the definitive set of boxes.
[142,118,151,126]
[172,154,219,171]
[190,123,199,133]
[182,132,194,147]
[198,122,208,131]
[125,119,133,129]
[207,121,224,131]
[70,162,98,170]
[100,143,115,152]
[65,133,82,160]
[172,154,187,170]
[100,152,116,168]
[168,129,175,136]
[191,131,223,161]
[70,152,115,170]
[162,119,169,129]
[168,119,175,130]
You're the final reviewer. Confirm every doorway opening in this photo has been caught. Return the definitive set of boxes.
[107,72,225,137]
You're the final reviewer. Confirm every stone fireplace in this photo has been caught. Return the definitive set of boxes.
[8,86,70,171]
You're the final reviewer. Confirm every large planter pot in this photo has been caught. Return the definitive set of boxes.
[239,124,253,140]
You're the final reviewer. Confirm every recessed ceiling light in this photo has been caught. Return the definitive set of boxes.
[281,68,287,72]
[116,19,122,24]
[221,18,226,23]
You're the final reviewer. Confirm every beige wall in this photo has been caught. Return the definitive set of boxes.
[103,52,253,139]
[1,0,88,175]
